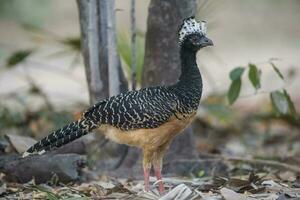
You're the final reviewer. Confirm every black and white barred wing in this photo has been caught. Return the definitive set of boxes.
[24,86,178,155]
[84,86,178,131]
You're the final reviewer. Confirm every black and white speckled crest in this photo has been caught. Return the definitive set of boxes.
[178,16,207,45]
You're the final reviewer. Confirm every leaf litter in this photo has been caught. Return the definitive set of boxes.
[0,170,299,200]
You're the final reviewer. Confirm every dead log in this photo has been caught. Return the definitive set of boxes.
[52,139,87,155]
[1,153,86,184]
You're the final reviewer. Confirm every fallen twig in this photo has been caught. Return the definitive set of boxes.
[224,156,300,174]
[199,153,300,174]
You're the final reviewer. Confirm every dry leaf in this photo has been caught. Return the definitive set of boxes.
[249,193,278,200]
[278,171,297,182]
[159,184,192,200]
[220,187,247,200]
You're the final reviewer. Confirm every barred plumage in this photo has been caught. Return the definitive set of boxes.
[25,118,94,153]
[24,16,213,194]
[84,86,178,130]
[25,83,201,154]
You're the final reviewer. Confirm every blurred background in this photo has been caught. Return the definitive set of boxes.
[0,0,299,108]
[0,0,299,189]
[0,0,299,199]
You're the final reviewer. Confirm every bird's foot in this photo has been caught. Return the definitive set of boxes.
[144,166,165,195]
[155,180,165,195]
[159,183,165,195]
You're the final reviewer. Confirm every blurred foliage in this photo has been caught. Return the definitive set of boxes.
[0,0,50,28]
[248,63,261,91]
[227,61,297,119]
[202,94,235,125]
[0,48,6,60]
[0,104,24,129]
[21,23,83,69]
[61,37,81,52]
[6,49,33,68]
[0,28,81,136]
[228,67,244,105]
[117,32,145,85]
[271,89,296,116]
[203,103,234,123]
[0,65,73,133]
[270,62,284,80]
[0,102,73,137]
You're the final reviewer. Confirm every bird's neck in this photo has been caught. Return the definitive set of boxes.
[170,46,203,113]
[179,48,200,81]
[175,46,202,94]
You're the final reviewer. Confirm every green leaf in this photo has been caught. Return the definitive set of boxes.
[228,78,242,105]
[117,32,145,84]
[270,62,284,80]
[197,170,205,177]
[27,185,60,200]
[6,49,33,67]
[270,90,289,115]
[283,89,296,115]
[248,63,261,90]
[229,67,245,81]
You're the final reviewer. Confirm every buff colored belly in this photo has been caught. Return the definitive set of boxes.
[98,113,196,150]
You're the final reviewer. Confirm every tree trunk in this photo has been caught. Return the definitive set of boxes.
[142,0,198,173]
[142,0,197,86]
[77,0,108,103]
[77,0,128,169]
[77,0,127,103]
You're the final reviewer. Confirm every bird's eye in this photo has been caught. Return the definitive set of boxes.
[190,37,198,43]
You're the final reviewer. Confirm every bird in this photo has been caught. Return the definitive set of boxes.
[23,16,213,194]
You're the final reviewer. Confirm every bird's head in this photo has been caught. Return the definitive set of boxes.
[178,16,213,51]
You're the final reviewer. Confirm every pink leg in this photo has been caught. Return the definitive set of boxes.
[143,150,152,192]
[144,167,150,192]
[154,167,165,195]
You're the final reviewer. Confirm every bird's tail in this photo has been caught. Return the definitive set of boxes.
[23,117,99,157]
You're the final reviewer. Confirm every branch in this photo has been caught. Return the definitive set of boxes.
[200,153,300,174]
[224,156,300,173]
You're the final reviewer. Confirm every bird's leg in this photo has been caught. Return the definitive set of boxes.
[154,166,164,194]
[143,166,150,192]
[143,150,152,192]
[153,152,165,195]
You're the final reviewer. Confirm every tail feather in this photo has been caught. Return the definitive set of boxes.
[24,118,98,156]
[43,127,87,151]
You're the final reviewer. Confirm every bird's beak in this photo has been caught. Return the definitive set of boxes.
[200,36,213,47]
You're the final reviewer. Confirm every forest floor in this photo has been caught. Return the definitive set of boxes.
[0,102,300,200]
[1,166,300,199]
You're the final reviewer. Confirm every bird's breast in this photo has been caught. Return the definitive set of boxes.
[98,112,196,150]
